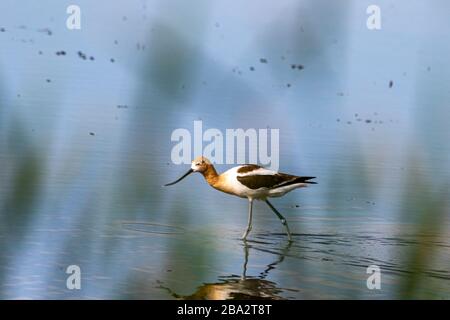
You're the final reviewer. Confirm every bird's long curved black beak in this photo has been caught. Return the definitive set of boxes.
[164,168,194,186]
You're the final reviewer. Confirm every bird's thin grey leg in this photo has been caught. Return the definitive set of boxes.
[241,241,249,280]
[265,200,292,242]
[242,199,253,240]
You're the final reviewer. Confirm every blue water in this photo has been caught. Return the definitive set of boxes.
[0,0,449,299]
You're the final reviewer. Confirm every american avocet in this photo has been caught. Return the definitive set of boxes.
[164,156,316,241]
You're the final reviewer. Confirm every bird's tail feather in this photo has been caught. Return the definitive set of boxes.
[275,176,317,188]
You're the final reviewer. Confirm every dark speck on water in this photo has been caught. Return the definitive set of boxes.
[0,27,5,32]
[365,119,372,123]
[389,80,393,88]
[117,105,128,109]
[90,56,95,61]
[89,132,95,136]
[110,58,115,63]
[136,43,145,51]
[286,83,291,88]
[78,51,87,60]
[38,28,52,36]
[38,51,43,55]
[260,58,268,64]
[46,79,51,83]
[56,51,66,56]
[249,66,255,71]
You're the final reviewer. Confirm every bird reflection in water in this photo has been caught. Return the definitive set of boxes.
[160,241,294,300]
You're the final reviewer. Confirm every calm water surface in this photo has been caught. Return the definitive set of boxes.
[0,0,449,299]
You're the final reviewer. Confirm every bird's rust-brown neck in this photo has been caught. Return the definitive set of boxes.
[201,165,219,186]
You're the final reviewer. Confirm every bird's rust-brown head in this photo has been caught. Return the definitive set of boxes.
[191,156,218,184]
[190,156,212,173]
[164,156,218,187]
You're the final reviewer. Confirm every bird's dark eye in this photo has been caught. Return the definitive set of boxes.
[195,163,200,166]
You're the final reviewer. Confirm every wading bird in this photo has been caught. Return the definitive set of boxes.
[164,156,316,241]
